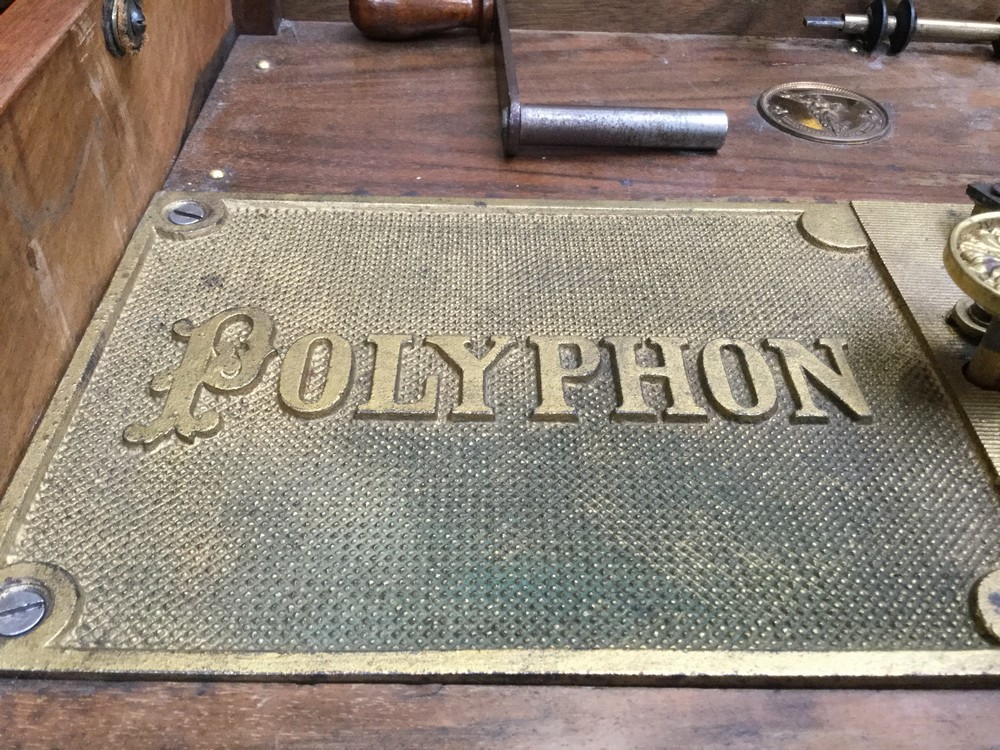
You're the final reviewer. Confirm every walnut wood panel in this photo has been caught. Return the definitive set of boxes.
[282,0,1000,36]
[168,22,1000,205]
[1,681,999,748]
[0,0,233,490]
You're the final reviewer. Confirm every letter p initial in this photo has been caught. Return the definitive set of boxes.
[124,307,276,447]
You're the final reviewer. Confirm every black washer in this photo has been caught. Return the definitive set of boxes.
[861,0,888,52]
[889,0,917,54]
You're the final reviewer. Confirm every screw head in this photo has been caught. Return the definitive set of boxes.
[128,2,146,36]
[104,0,147,56]
[975,569,1000,643]
[166,201,209,226]
[0,583,48,637]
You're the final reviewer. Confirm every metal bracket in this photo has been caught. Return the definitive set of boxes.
[968,182,1000,214]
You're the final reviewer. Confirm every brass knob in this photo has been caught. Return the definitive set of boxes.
[349,0,494,41]
[944,211,1000,389]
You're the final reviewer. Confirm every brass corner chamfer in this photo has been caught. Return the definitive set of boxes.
[798,204,871,253]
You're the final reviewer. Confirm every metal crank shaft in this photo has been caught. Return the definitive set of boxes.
[805,0,1000,55]
[493,0,726,155]
[349,0,728,155]
[807,14,1000,42]
[513,105,728,152]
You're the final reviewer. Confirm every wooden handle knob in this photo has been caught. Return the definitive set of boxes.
[349,0,495,41]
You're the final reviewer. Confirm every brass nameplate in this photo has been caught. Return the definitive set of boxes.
[2,194,999,684]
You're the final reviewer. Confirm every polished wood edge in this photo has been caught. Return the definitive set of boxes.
[1,680,1000,748]
[280,0,893,37]
[0,0,88,107]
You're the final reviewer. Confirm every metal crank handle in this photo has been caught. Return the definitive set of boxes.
[492,0,725,155]
[350,0,728,155]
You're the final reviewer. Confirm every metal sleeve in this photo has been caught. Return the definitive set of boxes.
[516,104,728,152]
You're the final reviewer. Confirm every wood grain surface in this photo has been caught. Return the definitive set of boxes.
[1,680,1000,749]
[0,0,233,490]
[282,0,1000,36]
[168,22,1000,205]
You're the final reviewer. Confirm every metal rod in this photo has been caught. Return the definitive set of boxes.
[517,105,728,152]
[802,15,848,30]
[915,18,1000,43]
[804,14,873,34]
[806,13,1000,43]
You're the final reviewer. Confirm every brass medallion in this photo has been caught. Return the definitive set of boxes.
[1,194,999,683]
[944,212,1000,317]
[758,82,890,144]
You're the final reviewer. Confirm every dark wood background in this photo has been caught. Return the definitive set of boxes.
[169,22,1000,205]
[2,681,1000,748]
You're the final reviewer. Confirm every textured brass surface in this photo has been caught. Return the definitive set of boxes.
[2,194,1000,683]
[855,201,1000,478]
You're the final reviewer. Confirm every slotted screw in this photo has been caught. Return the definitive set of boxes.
[0,584,48,637]
[166,201,208,226]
